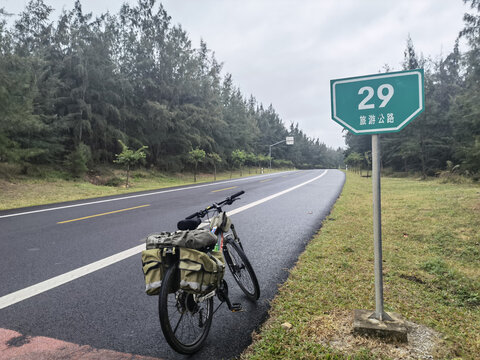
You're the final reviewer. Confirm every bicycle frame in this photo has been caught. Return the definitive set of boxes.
[157,190,259,354]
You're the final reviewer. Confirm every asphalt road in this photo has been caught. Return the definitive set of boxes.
[0,169,345,359]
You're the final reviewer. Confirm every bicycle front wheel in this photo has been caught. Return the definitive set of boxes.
[223,239,260,301]
[158,263,213,354]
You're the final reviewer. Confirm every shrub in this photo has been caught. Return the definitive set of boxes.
[65,143,91,178]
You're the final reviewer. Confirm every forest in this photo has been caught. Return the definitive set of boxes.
[0,0,343,178]
[345,0,480,179]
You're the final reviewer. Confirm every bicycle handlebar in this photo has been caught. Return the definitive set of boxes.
[184,190,245,219]
[228,190,245,200]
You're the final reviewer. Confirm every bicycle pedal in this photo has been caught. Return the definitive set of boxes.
[230,303,242,312]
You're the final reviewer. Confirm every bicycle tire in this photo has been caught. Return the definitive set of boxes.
[223,239,260,301]
[158,263,213,354]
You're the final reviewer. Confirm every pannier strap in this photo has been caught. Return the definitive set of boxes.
[208,252,225,288]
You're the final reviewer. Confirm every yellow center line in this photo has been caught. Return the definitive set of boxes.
[57,204,150,224]
[211,186,238,193]
[260,179,272,183]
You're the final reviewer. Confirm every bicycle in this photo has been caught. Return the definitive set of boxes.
[158,190,260,354]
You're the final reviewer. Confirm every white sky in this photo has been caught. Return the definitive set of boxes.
[0,0,471,148]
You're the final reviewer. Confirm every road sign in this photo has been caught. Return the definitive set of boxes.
[286,136,294,145]
[331,70,425,323]
[330,69,424,135]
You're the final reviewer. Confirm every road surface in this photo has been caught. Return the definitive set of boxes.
[0,169,345,359]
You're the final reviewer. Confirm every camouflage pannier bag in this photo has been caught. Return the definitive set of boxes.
[141,247,171,295]
[145,229,216,250]
[178,248,225,295]
[141,229,218,295]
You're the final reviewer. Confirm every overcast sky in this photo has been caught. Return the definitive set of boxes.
[1,0,471,148]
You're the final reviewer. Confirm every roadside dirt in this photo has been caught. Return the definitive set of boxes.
[302,309,442,359]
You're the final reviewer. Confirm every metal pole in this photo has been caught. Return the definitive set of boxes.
[370,134,392,321]
[269,145,272,169]
[268,139,287,169]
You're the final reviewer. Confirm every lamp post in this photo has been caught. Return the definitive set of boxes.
[268,137,294,168]
[269,139,285,168]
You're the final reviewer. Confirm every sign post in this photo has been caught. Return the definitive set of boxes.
[330,69,424,324]
[371,133,387,320]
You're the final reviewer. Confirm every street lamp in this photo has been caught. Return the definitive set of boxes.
[268,136,294,168]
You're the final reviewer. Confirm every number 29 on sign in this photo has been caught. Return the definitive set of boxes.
[358,84,394,110]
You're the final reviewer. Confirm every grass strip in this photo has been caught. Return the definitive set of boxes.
[242,172,480,359]
[0,167,283,211]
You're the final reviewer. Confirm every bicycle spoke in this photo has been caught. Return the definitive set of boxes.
[173,312,184,335]
[159,264,214,354]
[224,240,260,300]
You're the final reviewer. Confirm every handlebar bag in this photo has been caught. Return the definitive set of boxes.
[209,212,232,233]
[145,229,216,250]
[178,248,225,295]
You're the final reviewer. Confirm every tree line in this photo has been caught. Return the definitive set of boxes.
[0,0,343,178]
[345,0,480,179]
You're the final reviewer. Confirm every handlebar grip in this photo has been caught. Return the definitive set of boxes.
[177,218,201,230]
[185,212,199,219]
[230,190,245,199]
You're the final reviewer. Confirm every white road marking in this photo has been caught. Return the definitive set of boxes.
[0,171,294,219]
[0,170,328,309]
[227,170,328,217]
[0,245,144,310]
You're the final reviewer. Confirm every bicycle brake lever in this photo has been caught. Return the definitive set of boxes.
[226,197,237,205]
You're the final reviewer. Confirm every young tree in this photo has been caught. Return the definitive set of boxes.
[246,152,257,174]
[231,149,246,176]
[188,148,206,182]
[114,140,147,188]
[363,151,372,177]
[344,152,363,174]
[207,152,221,181]
[257,154,269,173]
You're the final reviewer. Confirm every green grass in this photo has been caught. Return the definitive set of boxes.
[242,172,480,360]
[0,165,287,210]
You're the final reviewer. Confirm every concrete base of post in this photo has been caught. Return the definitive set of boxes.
[353,309,408,343]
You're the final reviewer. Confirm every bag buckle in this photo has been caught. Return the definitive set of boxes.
[163,247,176,256]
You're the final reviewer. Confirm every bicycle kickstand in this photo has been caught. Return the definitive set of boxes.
[217,281,242,312]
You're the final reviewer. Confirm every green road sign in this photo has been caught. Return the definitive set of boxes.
[330,69,424,135]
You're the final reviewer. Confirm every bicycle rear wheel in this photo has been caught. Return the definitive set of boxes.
[158,263,213,354]
[223,239,260,301]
